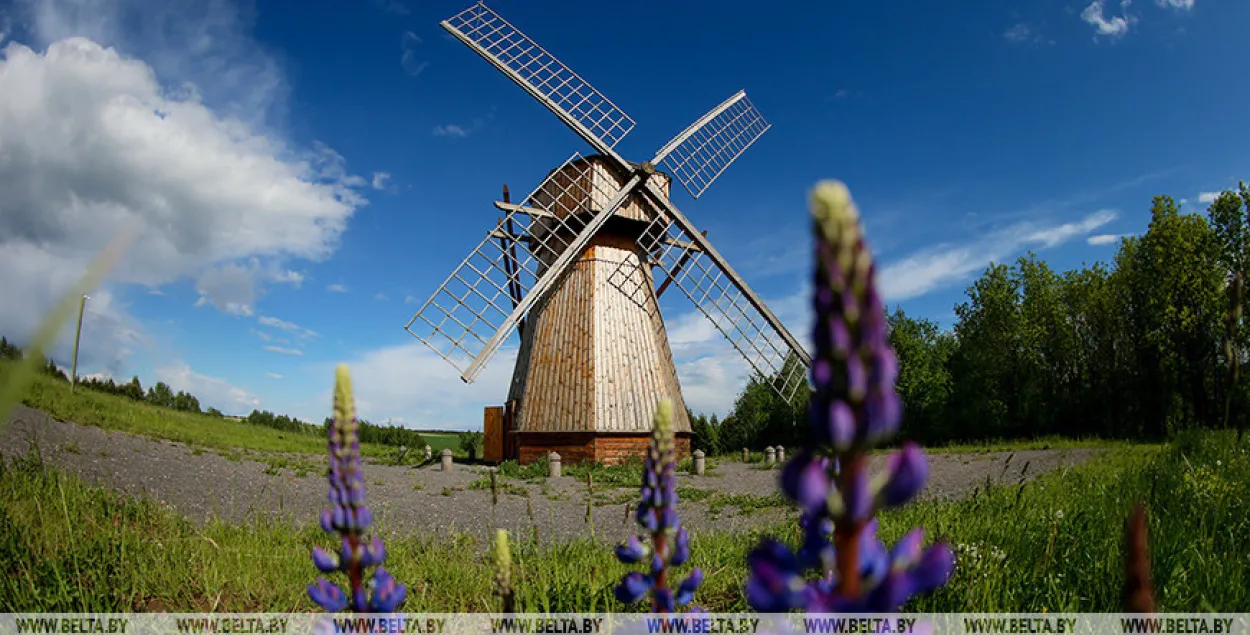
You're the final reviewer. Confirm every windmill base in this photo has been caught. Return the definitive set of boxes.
[515,431,691,466]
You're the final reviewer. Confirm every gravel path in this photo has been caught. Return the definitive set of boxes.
[1,405,1101,547]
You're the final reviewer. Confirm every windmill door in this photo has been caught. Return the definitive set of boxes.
[483,406,504,463]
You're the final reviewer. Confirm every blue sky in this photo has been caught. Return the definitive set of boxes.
[0,0,1246,430]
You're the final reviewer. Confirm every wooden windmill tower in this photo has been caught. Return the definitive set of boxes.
[405,2,811,465]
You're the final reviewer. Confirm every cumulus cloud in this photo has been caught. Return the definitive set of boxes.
[0,0,367,372]
[154,361,261,413]
[371,172,391,190]
[263,345,303,356]
[320,343,519,429]
[1081,0,1133,37]
[1156,0,1194,9]
[1198,191,1220,204]
[877,209,1118,301]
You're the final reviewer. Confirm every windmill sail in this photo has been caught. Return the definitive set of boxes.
[638,213,810,405]
[405,154,634,379]
[652,91,772,200]
[442,2,634,157]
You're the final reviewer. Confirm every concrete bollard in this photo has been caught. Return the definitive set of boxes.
[548,452,562,478]
[424,445,432,461]
[742,447,750,462]
[440,448,453,472]
[765,446,776,465]
[693,450,706,476]
[777,445,786,463]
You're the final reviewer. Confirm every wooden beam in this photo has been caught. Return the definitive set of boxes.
[493,201,558,219]
[498,185,527,338]
[656,230,708,298]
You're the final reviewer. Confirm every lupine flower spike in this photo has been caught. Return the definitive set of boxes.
[492,529,516,613]
[308,364,407,612]
[746,182,955,612]
[614,400,704,612]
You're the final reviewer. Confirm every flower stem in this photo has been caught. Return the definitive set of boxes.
[835,454,865,597]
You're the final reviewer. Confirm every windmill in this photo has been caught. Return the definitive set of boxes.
[405,1,811,465]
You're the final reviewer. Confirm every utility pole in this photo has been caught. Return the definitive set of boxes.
[70,294,88,393]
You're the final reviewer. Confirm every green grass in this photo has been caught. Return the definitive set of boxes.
[0,363,459,466]
[421,433,460,454]
[3,429,1245,612]
[704,436,1130,465]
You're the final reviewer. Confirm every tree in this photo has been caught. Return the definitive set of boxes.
[146,382,176,409]
[886,308,954,443]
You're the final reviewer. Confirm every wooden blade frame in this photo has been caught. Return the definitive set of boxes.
[637,207,810,404]
[652,90,772,200]
[404,154,637,380]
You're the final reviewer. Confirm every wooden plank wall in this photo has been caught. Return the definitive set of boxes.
[483,406,504,463]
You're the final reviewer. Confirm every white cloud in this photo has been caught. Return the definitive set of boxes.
[272,269,306,288]
[1081,0,1133,37]
[432,113,493,139]
[433,124,469,138]
[263,345,303,356]
[1199,191,1220,204]
[327,343,518,430]
[0,0,367,374]
[877,209,1118,301]
[257,315,318,338]
[1087,233,1125,245]
[371,172,391,190]
[326,283,349,293]
[194,262,258,316]
[266,372,283,379]
[1003,23,1052,44]
[154,361,261,413]
[250,328,273,342]
[404,294,418,304]
[1156,0,1194,9]
[373,0,409,15]
[374,292,388,301]
[400,31,428,77]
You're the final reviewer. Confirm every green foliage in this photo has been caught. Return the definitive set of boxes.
[701,183,1250,446]
[458,431,484,460]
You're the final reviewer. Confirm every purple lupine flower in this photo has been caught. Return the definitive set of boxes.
[746,182,954,612]
[309,364,407,613]
[614,400,703,613]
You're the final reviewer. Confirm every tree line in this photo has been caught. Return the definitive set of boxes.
[0,337,423,449]
[692,183,1250,453]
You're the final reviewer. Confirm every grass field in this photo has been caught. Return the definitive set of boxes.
[0,364,471,461]
[1,426,1245,612]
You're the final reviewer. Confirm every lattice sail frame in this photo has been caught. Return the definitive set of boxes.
[443,2,635,149]
[404,154,623,374]
[653,91,772,200]
[636,215,809,403]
